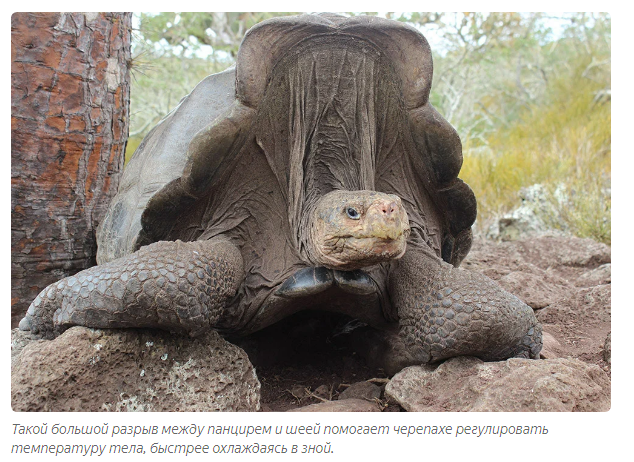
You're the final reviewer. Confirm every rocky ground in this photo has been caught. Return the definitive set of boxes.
[11,233,611,412]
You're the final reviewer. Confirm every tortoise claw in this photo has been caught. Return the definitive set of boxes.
[276,267,333,298]
[276,267,377,298]
[333,270,377,295]
[19,289,61,340]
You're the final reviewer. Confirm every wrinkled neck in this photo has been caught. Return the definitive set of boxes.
[253,36,402,264]
[289,42,384,261]
[297,47,379,202]
[301,199,321,266]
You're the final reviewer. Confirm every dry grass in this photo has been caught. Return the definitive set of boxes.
[460,69,611,244]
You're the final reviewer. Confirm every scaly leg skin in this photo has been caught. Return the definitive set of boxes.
[19,239,244,339]
[388,245,542,364]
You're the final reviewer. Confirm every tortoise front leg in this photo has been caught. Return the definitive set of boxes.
[388,245,542,364]
[19,238,244,339]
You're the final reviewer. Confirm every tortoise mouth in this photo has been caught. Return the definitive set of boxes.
[349,232,409,251]
[318,231,409,270]
[369,235,408,254]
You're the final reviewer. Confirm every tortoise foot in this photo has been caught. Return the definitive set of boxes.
[20,239,244,339]
[389,246,542,364]
[19,285,62,339]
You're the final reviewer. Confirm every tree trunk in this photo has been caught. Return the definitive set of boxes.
[11,13,131,327]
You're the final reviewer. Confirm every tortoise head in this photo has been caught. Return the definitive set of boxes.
[308,190,410,270]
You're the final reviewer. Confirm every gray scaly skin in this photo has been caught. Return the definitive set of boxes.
[389,244,541,363]
[19,239,243,339]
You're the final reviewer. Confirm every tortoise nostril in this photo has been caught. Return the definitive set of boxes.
[381,201,398,216]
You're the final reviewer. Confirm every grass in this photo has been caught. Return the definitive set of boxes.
[460,69,611,244]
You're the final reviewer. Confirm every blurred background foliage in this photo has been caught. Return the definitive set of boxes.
[127,12,610,243]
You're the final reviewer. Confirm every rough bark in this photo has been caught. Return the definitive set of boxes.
[11,12,131,327]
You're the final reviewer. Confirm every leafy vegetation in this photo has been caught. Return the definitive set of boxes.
[126,12,611,243]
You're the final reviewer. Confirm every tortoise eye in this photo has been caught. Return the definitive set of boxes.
[346,207,360,220]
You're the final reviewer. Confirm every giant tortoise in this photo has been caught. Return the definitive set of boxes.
[20,14,542,369]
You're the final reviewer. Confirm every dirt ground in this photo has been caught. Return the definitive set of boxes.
[233,234,611,411]
[231,311,400,412]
